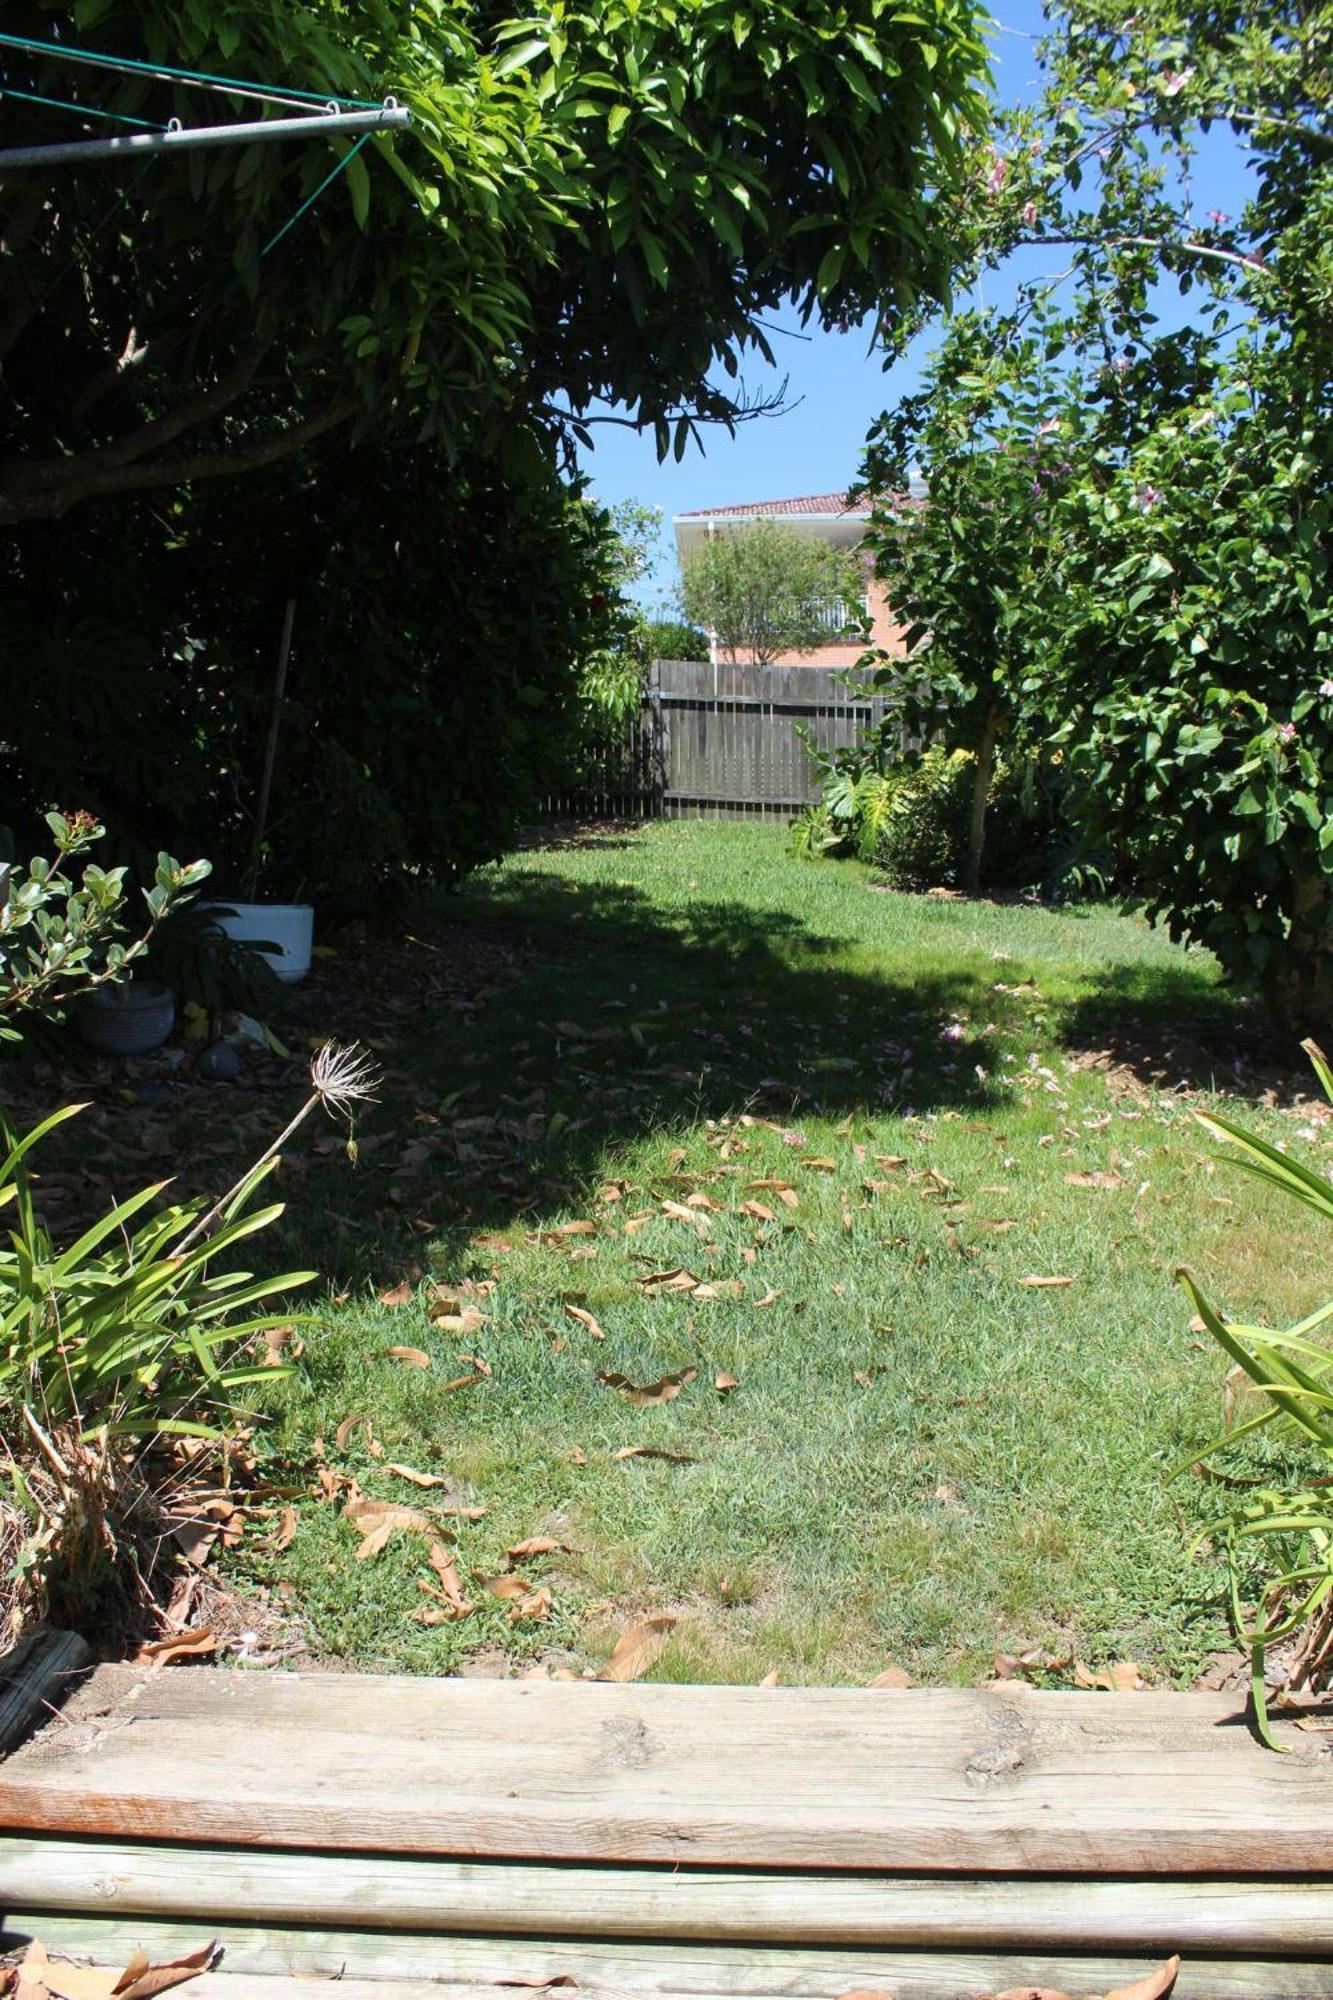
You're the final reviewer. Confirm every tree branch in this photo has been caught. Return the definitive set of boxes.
[0,394,358,524]
[1026,229,1272,278]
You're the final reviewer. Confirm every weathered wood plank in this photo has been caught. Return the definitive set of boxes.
[0,1630,90,1756]
[6,1839,1333,1955]
[8,1915,1333,2000]
[1,1671,1329,1873]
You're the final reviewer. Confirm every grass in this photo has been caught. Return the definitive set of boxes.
[225,820,1330,1686]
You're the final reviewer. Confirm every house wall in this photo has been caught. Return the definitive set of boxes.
[765,576,907,669]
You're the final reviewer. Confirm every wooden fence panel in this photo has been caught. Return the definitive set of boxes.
[541,660,887,821]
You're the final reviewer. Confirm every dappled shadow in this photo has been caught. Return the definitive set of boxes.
[1052,960,1320,1109]
[17,860,1015,1289]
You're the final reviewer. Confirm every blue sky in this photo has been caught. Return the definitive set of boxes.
[575,1,1258,607]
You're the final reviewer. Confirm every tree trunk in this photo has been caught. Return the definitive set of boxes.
[963,702,1003,897]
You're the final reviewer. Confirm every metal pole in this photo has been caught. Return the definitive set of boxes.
[0,101,409,170]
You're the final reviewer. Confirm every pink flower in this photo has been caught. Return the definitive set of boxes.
[1279,721,1297,743]
[942,1022,965,1043]
[1207,208,1228,226]
[1319,679,1333,698]
[986,155,1009,194]
[782,1129,807,1148]
[1137,483,1161,511]
[1022,200,1038,227]
[1159,68,1194,96]
[1112,353,1131,373]
[1037,416,1060,436]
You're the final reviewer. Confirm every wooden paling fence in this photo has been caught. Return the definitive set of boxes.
[3,1640,1333,1997]
[545,659,890,821]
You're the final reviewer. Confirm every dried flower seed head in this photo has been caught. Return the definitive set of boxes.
[310,1040,381,1121]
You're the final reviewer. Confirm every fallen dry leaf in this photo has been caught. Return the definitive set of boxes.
[598,1364,698,1406]
[563,1304,605,1341]
[740,1199,775,1223]
[116,1943,219,2000]
[758,1668,781,1687]
[1074,1660,1144,1692]
[714,1371,740,1394]
[613,1444,695,1464]
[1019,1275,1076,1289]
[1065,1170,1127,1190]
[752,1288,781,1309]
[442,1370,487,1395]
[483,1573,535,1600]
[599,1611,678,1682]
[430,1305,488,1336]
[344,1494,434,1561]
[693,1278,744,1301]
[635,1266,700,1294]
[495,1978,578,1991]
[473,1233,514,1254]
[993,1646,1072,1681]
[509,1585,554,1624]
[378,1281,414,1308]
[272,1504,298,1553]
[384,1344,432,1368]
[136,1626,216,1669]
[1104,1958,1182,2000]
[868,1666,914,1689]
[425,1541,472,1616]
[506,1536,570,1563]
[384,1462,449,1489]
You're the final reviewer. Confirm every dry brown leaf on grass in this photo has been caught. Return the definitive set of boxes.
[334,1412,366,1450]
[563,1304,605,1341]
[661,1198,707,1225]
[343,1494,434,1561]
[378,1281,414,1308]
[752,1287,781,1308]
[271,1504,298,1553]
[430,1304,488,1335]
[495,1977,578,1990]
[597,1365,698,1406]
[635,1265,700,1294]
[509,1585,554,1624]
[740,1199,776,1223]
[135,1626,216,1669]
[442,1370,487,1395]
[694,1278,745,1301]
[714,1371,740,1394]
[1019,1275,1076,1289]
[1066,1171,1127,1190]
[599,1611,678,1682]
[613,1444,695,1464]
[993,1646,1072,1681]
[384,1462,450,1489]
[867,1666,914,1689]
[747,1178,798,1208]
[384,1344,432,1368]
[507,1536,572,1563]
[1074,1660,1145,1692]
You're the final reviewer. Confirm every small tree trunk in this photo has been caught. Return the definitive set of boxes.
[963,701,1003,897]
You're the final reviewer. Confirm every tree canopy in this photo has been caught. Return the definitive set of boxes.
[0,0,990,523]
[680,521,866,666]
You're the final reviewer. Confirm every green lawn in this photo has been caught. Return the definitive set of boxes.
[233,820,1326,1686]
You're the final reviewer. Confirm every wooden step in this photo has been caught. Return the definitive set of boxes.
[5,1837,1333,1955]
[1,1665,1329,1874]
[9,1915,1333,2000]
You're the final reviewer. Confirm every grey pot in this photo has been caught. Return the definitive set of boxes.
[76,981,176,1057]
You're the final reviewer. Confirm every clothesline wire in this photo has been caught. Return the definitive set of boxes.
[0,29,383,112]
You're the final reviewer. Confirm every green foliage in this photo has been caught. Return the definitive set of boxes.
[1180,1042,1333,1747]
[0,1102,309,1440]
[0,812,210,1040]
[680,521,867,665]
[645,618,710,662]
[1041,384,1333,1031]
[0,0,990,524]
[856,0,1333,1024]
[2,447,634,905]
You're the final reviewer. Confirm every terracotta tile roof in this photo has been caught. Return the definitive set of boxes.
[676,491,868,519]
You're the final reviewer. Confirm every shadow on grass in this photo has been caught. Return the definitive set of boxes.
[270,867,1020,1282]
[1051,957,1307,1101]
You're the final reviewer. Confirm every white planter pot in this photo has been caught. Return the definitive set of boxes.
[205,902,314,984]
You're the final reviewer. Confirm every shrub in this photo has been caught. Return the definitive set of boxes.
[0,1041,376,1642]
[1,813,209,1040]
[1179,1041,1333,1746]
